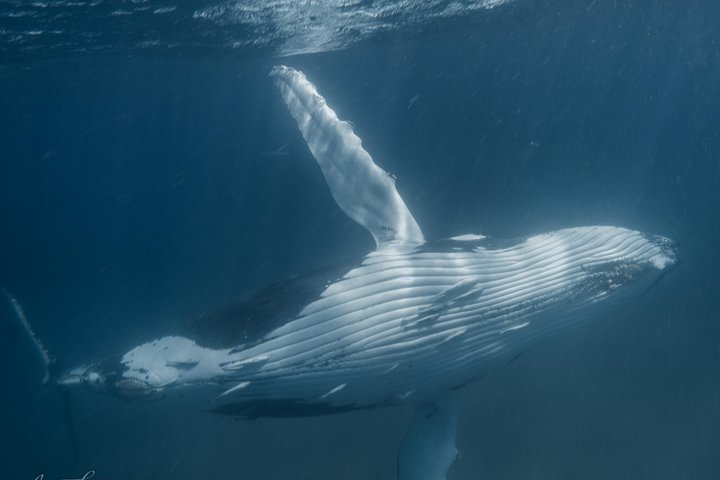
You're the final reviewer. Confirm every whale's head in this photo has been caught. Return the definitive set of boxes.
[573,229,677,301]
[516,226,677,328]
[449,226,678,366]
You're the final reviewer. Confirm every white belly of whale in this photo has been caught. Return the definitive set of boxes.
[206,225,673,411]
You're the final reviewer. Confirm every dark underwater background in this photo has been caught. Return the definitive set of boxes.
[1,0,719,478]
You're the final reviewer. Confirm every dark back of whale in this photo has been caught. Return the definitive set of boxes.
[183,258,363,349]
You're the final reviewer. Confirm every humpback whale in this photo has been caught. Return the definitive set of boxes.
[7,66,676,480]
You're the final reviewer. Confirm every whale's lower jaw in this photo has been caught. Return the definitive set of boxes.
[202,226,675,416]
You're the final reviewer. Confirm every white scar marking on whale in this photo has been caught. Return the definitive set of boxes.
[500,321,530,334]
[219,381,251,398]
[319,383,347,399]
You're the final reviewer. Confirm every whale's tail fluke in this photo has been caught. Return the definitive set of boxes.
[2,289,54,384]
[2,289,79,468]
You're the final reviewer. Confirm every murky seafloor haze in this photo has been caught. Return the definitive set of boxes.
[1,0,719,478]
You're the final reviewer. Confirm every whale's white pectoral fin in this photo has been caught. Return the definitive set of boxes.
[270,65,424,247]
[398,392,459,480]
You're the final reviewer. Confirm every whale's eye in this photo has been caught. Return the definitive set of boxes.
[114,378,155,399]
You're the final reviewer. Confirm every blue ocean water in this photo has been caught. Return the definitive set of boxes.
[1,0,719,478]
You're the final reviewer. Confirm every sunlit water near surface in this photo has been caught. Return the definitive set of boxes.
[0,0,511,59]
[1,0,720,478]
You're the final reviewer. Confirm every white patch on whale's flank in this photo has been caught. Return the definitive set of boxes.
[398,389,415,400]
[500,321,530,334]
[450,233,486,241]
[219,354,270,371]
[270,65,424,247]
[440,327,467,344]
[319,383,347,399]
[153,6,176,14]
[383,363,400,374]
[219,381,251,398]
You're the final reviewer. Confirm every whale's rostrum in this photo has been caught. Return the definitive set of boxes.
[7,66,677,480]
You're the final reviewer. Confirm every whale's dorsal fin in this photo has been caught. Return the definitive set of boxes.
[270,66,424,248]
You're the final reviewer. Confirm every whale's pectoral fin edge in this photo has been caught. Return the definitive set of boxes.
[270,65,425,248]
[398,392,459,480]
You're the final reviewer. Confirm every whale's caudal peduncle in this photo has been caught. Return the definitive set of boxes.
[8,66,677,480]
